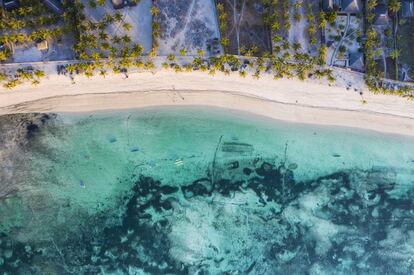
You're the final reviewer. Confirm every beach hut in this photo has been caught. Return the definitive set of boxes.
[348,52,364,71]
[111,0,125,9]
[322,0,335,11]
[373,4,390,25]
[340,0,362,14]
[36,40,49,52]
[111,0,137,9]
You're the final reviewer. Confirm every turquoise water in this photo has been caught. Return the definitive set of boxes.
[0,107,414,274]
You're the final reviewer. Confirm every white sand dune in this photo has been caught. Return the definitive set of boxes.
[0,70,413,137]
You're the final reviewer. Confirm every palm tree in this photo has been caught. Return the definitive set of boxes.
[99,31,108,40]
[97,0,106,6]
[150,6,160,17]
[388,0,401,14]
[389,49,400,59]
[149,48,157,58]
[179,48,187,56]
[167,53,176,62]
[123,22,132,32]
[0,72,7,82]
[208,69,216,76]
[16,69,32,81]
[318,12,327,29]
[31,79,40,86]
[367,0,378,11]
[112,66,122,74]
[292,42,302,52]
[101,42,110,51]
[103,14,114,24]
[121,34,131,44]
[184,64,193,72]
[0,50,10,62]
[390,49,400,80]
[134,60,144,69]
[114,12,123,23]
[88,0,96,9]
[197,49,205,57]
[131,43,143,58]
[174,64,182,73]
[253,71,261,79]
[3,79,21,89]
[34,70,45,78]
[145,61,155,70]
[112,35,121,44]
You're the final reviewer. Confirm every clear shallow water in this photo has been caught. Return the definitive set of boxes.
[0,107,414,274]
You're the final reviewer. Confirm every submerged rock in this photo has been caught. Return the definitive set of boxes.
[226,161,239,170]
[288,163,298,170]
[243,167,253,175]
[182,178,213,198]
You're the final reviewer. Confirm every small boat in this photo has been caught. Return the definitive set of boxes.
[175,159,184,166]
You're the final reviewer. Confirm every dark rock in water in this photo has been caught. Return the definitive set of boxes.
[182,189,194,199]
[255,162,273,176]
[182,178,213,198]
[243,167,252,175]
[288,163,298,170]
[367,167,396,188]
[245,261,256,273]
[161,199,173,210]
[158,219,169,227]
[26,123,39,138]
[215,179,243,196]
[226,161,239,170]
[40,114,50,123]
[159,185,179,194]
[130,147,139,152]
[0,233,35,272]
[332,154,341,158]
[284,169,295,185]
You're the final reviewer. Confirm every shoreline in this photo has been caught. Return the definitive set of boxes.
[0,70,413,137]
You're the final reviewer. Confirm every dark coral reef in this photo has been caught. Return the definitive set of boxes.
[1,158,413,274]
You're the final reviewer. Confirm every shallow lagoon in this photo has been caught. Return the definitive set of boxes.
[0,107,414,274]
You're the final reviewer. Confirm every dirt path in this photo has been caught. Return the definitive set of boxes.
[181,0,197,38]
[225,0,245,54]
[330,14,350,66]
[393,14,399,80]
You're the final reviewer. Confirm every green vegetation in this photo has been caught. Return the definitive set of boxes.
[216,3,229,52]
[365,0,387,91]
[0,0,67,63]
[150,5,160,56]
[363,0,413,97]
[260,0,334,81]
[0,0,411,99]
[0,67,45,89]
[61,0,149,78]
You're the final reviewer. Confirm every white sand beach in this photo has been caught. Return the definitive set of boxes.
[0,69,413,137]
